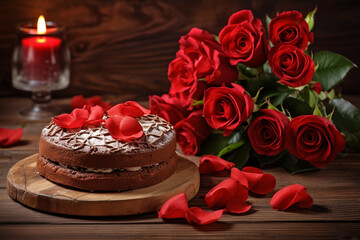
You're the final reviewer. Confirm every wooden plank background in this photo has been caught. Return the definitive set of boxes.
[0,0,359,100]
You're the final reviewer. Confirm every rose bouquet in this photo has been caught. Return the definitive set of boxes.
[149,9,359,174]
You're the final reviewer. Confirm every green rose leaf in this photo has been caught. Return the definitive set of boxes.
[345,131,360,150]
[279,152,319,174]
[327,98,360,134]
[266,14,272,30]
[213,34,219,42]
[298,87,318,108]
[237,64,257,79]
[263,61,272,73]
[254,151,285,167]
[199,130,244,155]
[327,98,360,150]
[218,141,245,158]
[305,7,317,31]
[312,51,357,90]
[283,97,313,117]
[247,72,295,106]
[225,143,251,169]
[313,104,323,117]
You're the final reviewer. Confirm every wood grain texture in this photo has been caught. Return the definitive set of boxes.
[0,222,359,240]
[0,0,359,99]
[0,97,360,239]
[2,154,360,223]
[7,153,200,216]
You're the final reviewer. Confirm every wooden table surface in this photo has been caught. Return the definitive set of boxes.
[0,97,360,240]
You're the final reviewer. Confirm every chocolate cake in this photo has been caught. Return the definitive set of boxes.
[37,114,177,191]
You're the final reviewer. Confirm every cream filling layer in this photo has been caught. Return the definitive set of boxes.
[57,162,160,173]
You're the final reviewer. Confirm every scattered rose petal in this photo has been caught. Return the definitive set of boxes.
[0,127,23,147]
[158,193,188,219]
[205,178,248,209]
[241,167,276,195]
[158,193,223,225]
[185,207,225,225]
[105,115,143,141]
[199,155,235,174]
[53,108,89,129]
[270,184,313,210]
[226,199,252,214]
[230,167,249,188]
[107,101,150,118]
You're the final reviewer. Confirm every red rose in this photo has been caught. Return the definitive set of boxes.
[310,82,322,94]
[203,83,254,136]
[107,101,150,118]
[168,50,208,108]
[179,28,238,85]
[247,109,289,156]
[219,10,270,67]
[174,110,211,155]
[53,108,90,129]
[71,95,112,110]
[268,44,315,87]
[285,115,345,168]
[149,94,189,126]
[269,11,314,50]
[105,115,143,141]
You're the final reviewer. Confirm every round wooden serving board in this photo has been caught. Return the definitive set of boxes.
[7,153,200,216]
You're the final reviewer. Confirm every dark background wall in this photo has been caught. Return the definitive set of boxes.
[0,0,359,101]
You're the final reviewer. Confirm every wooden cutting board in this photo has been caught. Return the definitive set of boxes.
[7,152,200,216]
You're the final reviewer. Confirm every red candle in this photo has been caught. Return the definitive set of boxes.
[21,15,62,82]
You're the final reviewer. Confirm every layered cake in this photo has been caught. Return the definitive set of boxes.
[37,102,177,191]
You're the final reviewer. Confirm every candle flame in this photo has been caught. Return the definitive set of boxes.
[37,15,46,34]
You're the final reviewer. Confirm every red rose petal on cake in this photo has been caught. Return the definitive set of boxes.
[230,168,249,188]
[86,96,112,110]
[71,95,86,109]
[107,101,150,117]
[105,115,143,141]
[53,108,89,129]
[0,127,23,147]
[226,199,252,214]
[158,193,189,219]
[205,178,248,209]
[185,207,224,225]
[241,167,276,195]
[199,155,235,174]
[84,106,104,126]
[71,95,112,111]
[270,184,314,210]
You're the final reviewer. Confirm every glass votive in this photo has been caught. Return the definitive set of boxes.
[12,17,70,120]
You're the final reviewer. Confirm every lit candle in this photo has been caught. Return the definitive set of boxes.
[22,15,62,82]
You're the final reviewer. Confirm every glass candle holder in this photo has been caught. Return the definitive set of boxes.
[12,18,70,120]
